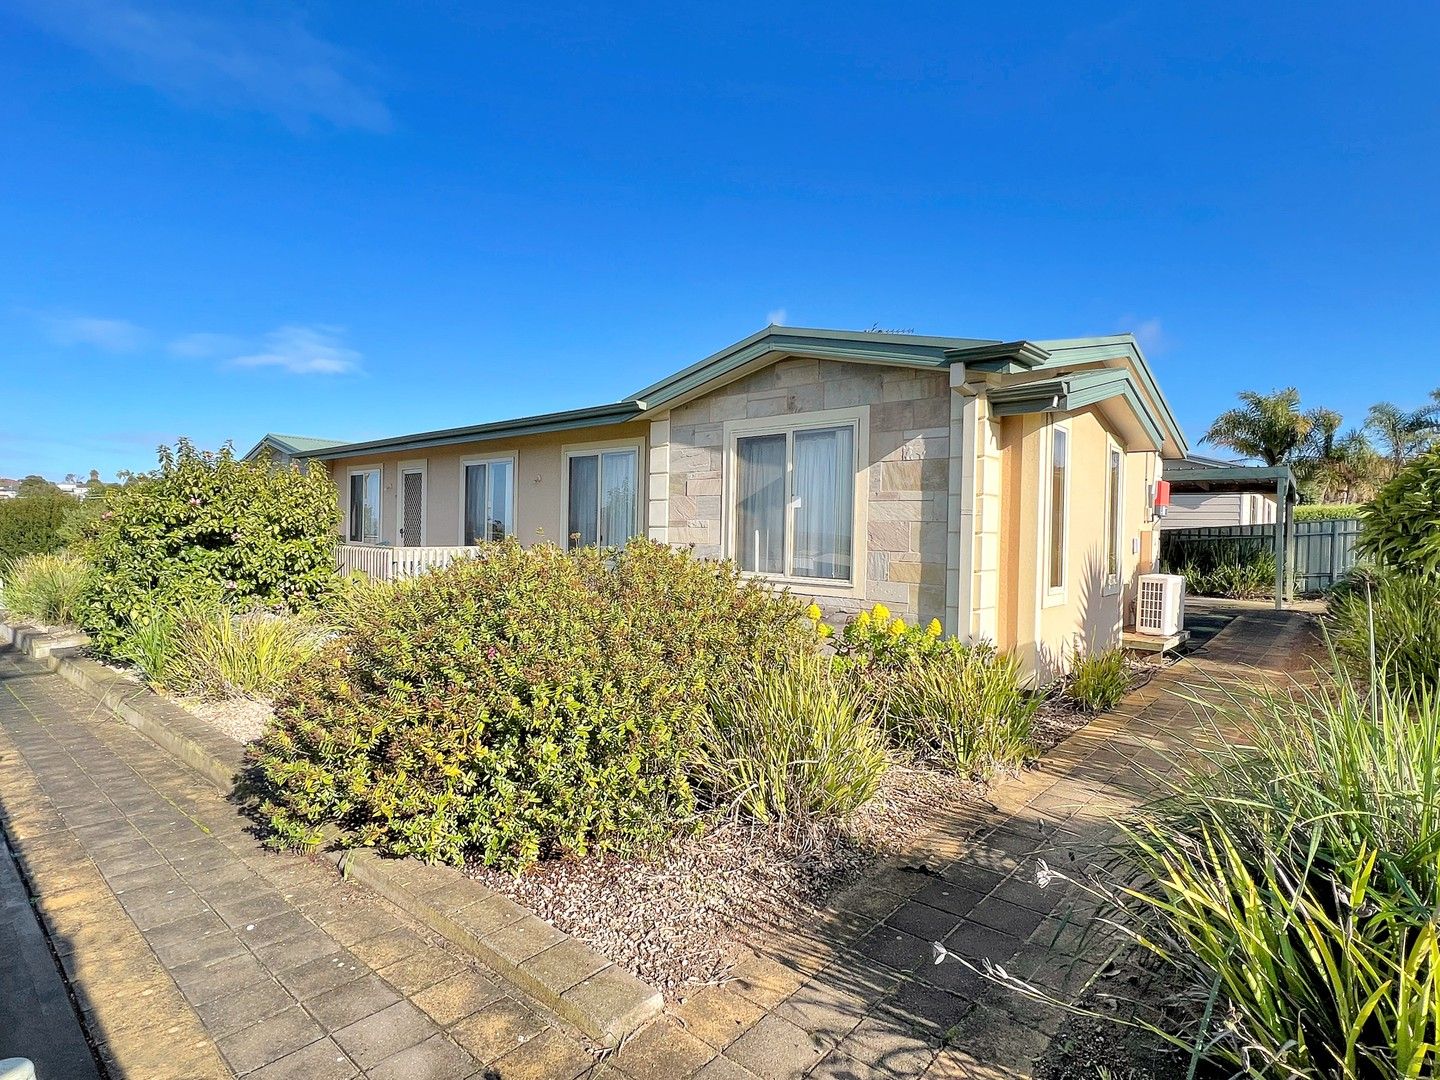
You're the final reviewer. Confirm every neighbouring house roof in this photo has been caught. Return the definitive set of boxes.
[295,325,1189,462]
[1165,459,1299,497]
[242,433,348,462]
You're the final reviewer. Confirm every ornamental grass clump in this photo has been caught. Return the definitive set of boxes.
[695,652,888,822]
[1106,666,1440,1077]
[837,604,1036,776]
[252,539,808,871]
[0,551,91,626]
[1329,566,1440,695]
[1065,648,1132,712]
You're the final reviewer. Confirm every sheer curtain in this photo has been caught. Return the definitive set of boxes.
[568,455,599,548]
[793,426,853,580]
[599,450,637,547]
[463,463,487,545]
[737,434,786,573]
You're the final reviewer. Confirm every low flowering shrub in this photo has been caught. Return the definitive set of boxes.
[251,539,808,870]
[76,439,338,654]
[0,552,91,626]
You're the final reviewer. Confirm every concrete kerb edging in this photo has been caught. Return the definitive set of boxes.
[0,618,661,1046]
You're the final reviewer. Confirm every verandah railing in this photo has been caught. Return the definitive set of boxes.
[336,544,478,581]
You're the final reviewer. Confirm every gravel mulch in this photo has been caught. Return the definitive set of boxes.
[467,764,977,999]
[174,695,274,744]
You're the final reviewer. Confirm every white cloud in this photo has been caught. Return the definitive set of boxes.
[47,315,146,352]
[766,308,788,326]
[228,325,360,375]
[1116,315,1167,354]
[14,0,390,132]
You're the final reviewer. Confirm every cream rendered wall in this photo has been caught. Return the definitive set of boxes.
[996,407,1160,681]
[327,420,652,549]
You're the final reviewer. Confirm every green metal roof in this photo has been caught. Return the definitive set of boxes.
[296,402,645,461]
[294,325,1188,461]
[242,433,346,462]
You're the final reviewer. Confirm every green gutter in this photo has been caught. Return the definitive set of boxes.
[988,368,1166,449]
[296,402,646,460]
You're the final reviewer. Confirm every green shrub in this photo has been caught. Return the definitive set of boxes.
[1296,503,1363,522]
[251,539,808,870]
[695,653,888,822]
[1065,648,1131,712]
[1111,670,1440,1077]
[0,494,81,563]
[1358,443,1440,574]
[1329,567,1440,694]
[76,439,338,654]
[1168,540,1276,599]
[0,552,91,626]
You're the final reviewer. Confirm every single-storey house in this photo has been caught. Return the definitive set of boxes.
[285,326,1188,676]
[1159,455,1279,529]
[242,433,346,469]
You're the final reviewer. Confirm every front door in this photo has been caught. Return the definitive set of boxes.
[400,468,424,545]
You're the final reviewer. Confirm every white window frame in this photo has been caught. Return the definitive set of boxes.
[720,405,870,596]
[345,464,383,545]
[560,438,645,549]
[1040,421,1070,608]
[1103,439,1124,596]
[396,460,427,547]
[457,452,518,546]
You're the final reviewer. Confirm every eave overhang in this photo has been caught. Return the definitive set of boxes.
[945,340,1052,373]
[296,401,646,461]
[988,368,1167,451]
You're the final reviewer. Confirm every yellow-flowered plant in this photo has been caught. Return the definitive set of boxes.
[836,602,954,671]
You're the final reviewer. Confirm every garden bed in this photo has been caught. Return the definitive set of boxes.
[467,763,978,999]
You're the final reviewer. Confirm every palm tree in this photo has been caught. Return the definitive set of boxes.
[1292,410,1385,502]
[1365,400,1440,474]
[1202,388,1314,466]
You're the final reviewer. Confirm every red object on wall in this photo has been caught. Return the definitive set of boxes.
[1153,479,1171,508]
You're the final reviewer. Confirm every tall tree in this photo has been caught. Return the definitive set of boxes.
[1365,399,1440,474]
[16,474,59,497]
[1202,388,1314,466]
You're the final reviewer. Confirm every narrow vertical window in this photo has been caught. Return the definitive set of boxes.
[1106,447,1123,583]
[566,448,638,550]
[463,460,514,545]
[348,469,380,543]
[1048,428,1068,591]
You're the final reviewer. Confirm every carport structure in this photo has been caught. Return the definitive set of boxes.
[1163,459,1299,610]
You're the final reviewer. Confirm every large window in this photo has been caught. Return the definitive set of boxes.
[347,468,380,543]
[735,422,856,581]
[1105,445,1123,586]
[566,447,638,549]
[462,458,514,545]
[1047,426,1069,592]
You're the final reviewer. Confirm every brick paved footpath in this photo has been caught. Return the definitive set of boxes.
[0,607,1318,1079]
[0,646,595,1079]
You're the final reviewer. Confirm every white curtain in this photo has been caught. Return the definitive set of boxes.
[464,463,488,545]
[568,455,599,548]
[793,426,854,580]
[599,450,637,547]
[737,434,785,573]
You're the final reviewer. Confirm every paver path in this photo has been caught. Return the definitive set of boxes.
[0,646,594,1079]
[0,607,1318,1079]
[611,606,1321,1079]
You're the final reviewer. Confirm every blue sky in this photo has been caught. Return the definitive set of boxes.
[2,1,1437,479]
